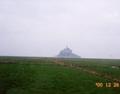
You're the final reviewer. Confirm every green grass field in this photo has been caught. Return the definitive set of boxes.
[0,57,120,94]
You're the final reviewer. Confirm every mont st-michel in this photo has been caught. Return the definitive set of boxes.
[57,47,81,58]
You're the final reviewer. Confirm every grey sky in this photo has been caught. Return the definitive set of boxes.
[0,0,120,59]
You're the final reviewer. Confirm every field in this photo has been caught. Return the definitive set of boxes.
[0,57,120,94]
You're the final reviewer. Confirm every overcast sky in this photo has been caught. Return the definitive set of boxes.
[0,0,120,59]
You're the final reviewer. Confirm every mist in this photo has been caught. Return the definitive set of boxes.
[0,0,120,59]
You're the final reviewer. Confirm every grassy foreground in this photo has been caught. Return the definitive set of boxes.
[0,57,120,94]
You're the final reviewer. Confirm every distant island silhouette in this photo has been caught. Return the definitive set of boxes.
[57,47,80,58]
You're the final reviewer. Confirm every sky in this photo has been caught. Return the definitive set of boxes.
[0,0,120,59]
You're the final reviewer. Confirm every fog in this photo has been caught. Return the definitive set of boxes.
[0,0,120,59]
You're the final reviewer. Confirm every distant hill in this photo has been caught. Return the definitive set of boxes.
[57,47,80,58]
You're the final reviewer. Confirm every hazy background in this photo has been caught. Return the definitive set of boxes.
[0,0,120,59]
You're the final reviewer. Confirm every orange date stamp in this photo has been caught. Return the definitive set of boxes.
[96,82,120,88]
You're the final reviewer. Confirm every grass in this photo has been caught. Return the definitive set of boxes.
[60,58,120,79]
[0,57,120,94]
